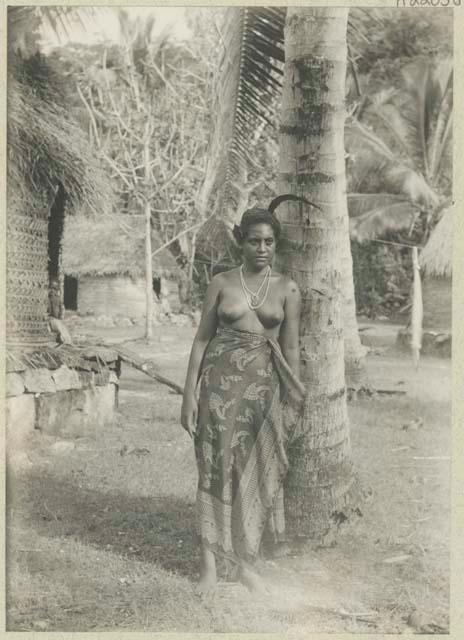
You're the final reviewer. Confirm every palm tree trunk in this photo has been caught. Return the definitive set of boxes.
[341,215,370,392]
[278,7,357,539]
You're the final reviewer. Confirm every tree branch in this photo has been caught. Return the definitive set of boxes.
[76,84,101,148]
[151,211,216,258]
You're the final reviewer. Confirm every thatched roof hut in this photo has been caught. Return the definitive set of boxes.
[420,206,453,278]
[419,207,453,330]
[62,215,180,318]
[62,215,178,279]
[7,50,114,346]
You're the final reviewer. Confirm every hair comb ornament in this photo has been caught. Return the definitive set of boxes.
[268,194,322,214]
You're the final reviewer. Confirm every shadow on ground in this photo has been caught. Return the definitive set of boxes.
[8,470,200,579]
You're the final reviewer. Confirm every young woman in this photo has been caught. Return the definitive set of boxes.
[181,196,308,594]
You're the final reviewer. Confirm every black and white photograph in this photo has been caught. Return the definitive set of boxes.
[4,3,456,634]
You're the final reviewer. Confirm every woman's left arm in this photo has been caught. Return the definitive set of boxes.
[279,278,302,379]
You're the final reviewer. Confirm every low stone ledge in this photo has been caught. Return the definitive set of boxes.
[6,372,25,397]
[81,346,118,364]
[6,360,26,374]
[23,368,56,394]
[6,394,36,450]
[36,384,116,438]
[94,370,110,386]
[52,365,83,391]
[78,370,95,386]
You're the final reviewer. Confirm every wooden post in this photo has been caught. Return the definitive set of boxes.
[144,123,153,342]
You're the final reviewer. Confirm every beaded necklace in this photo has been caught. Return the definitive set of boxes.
[239,264,271,310]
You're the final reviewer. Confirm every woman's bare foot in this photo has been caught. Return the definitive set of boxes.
[195,546,217,596]
[238,564,269,594]
[269,541,291,559]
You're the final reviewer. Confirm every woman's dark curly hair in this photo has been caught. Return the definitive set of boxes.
[232,207,281,243]
[232,194,321,243]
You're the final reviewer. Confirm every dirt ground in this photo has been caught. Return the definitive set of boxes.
[6,322,451,633]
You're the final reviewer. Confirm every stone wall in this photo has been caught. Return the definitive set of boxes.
[6,347,120,450]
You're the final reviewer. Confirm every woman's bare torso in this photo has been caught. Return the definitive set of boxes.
[216,268,288,339]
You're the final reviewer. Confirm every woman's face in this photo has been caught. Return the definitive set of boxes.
[241,223,276,270]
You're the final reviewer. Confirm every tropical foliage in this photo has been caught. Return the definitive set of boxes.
[346,58,452,243]
[198,7,392,235]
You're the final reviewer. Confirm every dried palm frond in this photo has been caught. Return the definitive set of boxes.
[197,6,285,244]
[7,53,113,216]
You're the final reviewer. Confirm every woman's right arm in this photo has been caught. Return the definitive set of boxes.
[181,274,223,437]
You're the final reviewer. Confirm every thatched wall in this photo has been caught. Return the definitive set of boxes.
[420,207,452,279]
[76,275,179,318]
[6,192,50,345]
[422,276,452,330]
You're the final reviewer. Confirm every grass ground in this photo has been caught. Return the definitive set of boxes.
[6,324,451,633]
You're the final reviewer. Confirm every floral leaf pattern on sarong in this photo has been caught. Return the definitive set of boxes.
[230,347,258,371]
[231,429,251,454]
[236,407,254,424]
[207,343,228,359]
[202,441,213,465]
[243,383,270,408]
[219,374,243,391]
[201,364,214,387]
[257,362,273,378]
[209,392,236,420]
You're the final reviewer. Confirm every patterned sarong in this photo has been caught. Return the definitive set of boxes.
[194,326,305,565]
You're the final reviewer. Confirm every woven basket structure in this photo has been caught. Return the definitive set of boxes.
[6,192,51,346]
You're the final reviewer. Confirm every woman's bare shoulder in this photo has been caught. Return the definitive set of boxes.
[272,270,300,294]
[212,267,240,284]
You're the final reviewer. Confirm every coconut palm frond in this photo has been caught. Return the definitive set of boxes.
[8,6,110,56]
[197,6,285,226]
[348,8,391,48]
[429,63,453,180]
[40,7,102,43]
[346,119,397,163]
[398,60,452,181]
[353,59,453,190]
[348,193,421,242]
[367,98,417,166]
[346,118,440,209]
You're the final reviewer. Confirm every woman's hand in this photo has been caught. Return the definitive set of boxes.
[181,394,198,438]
